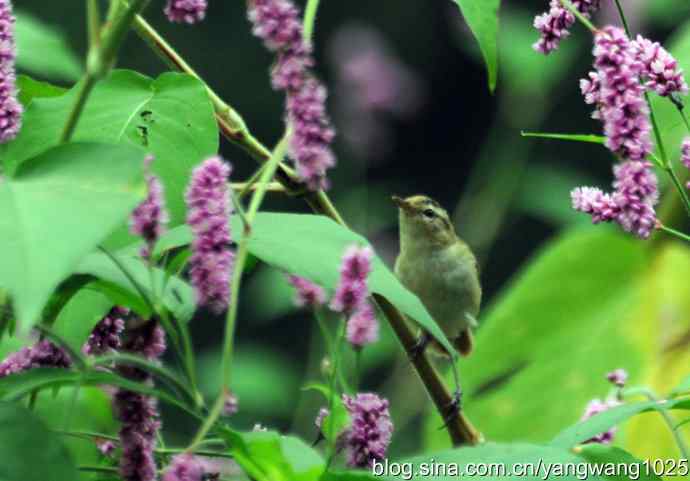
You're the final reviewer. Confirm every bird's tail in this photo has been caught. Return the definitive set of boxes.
[454,328,474,357]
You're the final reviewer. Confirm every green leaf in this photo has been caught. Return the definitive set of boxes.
[393,442,609,480]
[521,132,607,144]
[0,368,197,415]
[576,444,663,481]
[2,70,219,247]
[551,399,690,448]
[52,287,114,353]
[0,142,145,329]
[221,429,324,481]
[16,75,67,107]
[75,251,195,323]
[303,383,351,444]
[157,213,456,354]
[0,402,79,481]
[424,228,648,448]
[14,10,82,81]
[451,0,500,91]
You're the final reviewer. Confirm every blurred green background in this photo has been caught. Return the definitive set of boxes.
[11,0,690,472]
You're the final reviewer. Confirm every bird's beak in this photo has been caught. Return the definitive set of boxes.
[391,195,412,212]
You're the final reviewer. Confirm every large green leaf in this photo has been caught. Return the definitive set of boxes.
[424,227,648,448]
[452,0,500,91]
[221,429,324,481]
[2,70,219,246]
[156,213,455,354]
[0,402,79,481]
[0,142,145,329]
[14,10,82,81]
[576,445,662,481]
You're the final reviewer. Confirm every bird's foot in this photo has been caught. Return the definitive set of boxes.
[408,332,431,362]
[439,389,463,430]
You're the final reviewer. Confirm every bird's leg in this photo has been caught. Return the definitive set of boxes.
[408,331,431,362]
[440,358,463,429]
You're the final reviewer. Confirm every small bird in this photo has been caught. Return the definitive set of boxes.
[392,194,481,358]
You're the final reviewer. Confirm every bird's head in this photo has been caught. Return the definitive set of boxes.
[392,194,456,249]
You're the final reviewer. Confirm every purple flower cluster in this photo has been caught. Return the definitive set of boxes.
[114,320,166,481]
[330,245,372,314]
[342,393,393,468]
[346,302,379,349]
[533,0,601,54]
[162,454,206,481]
[606,368,628,388]
[287,275,326,307]
[0,0,21,143]
[591,27,652,161]
[185,156,234,314]
[580,398,619,444]
[164,0,207,24]
[247,0,336,190]
[82,307,127,356]
[0,340,72,377]
[682,138,690,188]
[572,160,658,239]
[633,36,688,97]
[130,156,169,260]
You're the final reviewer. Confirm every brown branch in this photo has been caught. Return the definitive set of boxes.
[133,15,480,446]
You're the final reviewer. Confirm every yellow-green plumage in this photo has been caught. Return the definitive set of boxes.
[393,195,481,356]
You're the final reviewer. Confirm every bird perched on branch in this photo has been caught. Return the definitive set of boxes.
[392,194,482,358]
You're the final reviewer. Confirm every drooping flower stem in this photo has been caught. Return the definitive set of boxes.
[558,0,596,33]
[87,0,101,50]
[186,138,289,451]
[664,165,690,216]
[131,16,480,447]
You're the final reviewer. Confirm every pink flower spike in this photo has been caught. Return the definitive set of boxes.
[162,454,205,481]
[633,35,688,97]
[346,302,379,349]
[606,368,628,387]
[342,393,393,468]
[580,398,620,444]
[130,156,169,261]
[185,156,235,313]
[532,0,601,55]
[164,0,207,24]
[0,0,22,143]
[287,275,326,307]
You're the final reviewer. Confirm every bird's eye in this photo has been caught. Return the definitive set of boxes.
[422,209,436,219]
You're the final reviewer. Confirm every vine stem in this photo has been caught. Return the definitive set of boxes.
[133,14,480,447]
[61,0,150,142]
[558,0,596,33]
[658,223,690,243]
[624,387,689,459]
[186,138,289,451]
